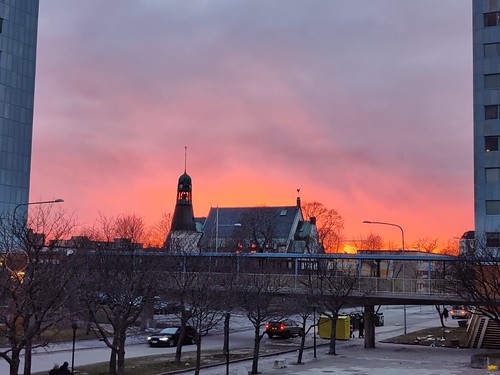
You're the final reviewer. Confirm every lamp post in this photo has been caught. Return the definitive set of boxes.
[71,321,78,375]
[214,208,242,252]
[13,198,65,227]
[224,312,230,375]
[362,220,407,334]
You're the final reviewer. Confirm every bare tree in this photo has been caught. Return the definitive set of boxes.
[184,268,228,375]
[237,209,278,253]
[441,238,459,256]
[236,260,287,374]
[352,233,385,251]
[76,213,159,375]
[449,235,500,326]
[146,212,172,248]
[300,258,360,355]
[413,237,439,253]
[0,205,77,375]
[434,305,447,328]
[159,248,206,364]
[302,202,344,252]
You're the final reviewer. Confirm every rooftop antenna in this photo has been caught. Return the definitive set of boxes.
[184,146,187,173]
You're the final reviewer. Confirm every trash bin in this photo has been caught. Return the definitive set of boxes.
[375,313,384,327]
[318,315,351,340]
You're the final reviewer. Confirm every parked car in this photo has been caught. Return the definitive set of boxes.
[264,319,304,339]
[147,326,196,347]
[449,305,472,320]
[153,297,181,315]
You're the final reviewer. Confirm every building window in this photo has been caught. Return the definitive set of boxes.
[486,200,500,215]
[486,168,500,182]
[485,105,499,119]
[485,12,500,27]
[486,232,500,247]
[485,136,499,152]
[485,43,500,58]
[485,74,500,89]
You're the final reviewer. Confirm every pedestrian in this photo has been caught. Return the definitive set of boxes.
[48,364,59,375]
[58,361,71,375]
[358,318,364,338]
[443,307,449,321]
[350,323,354,338]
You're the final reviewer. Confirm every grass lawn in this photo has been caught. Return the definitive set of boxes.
[32,349,257,375]
[382,325,469,347]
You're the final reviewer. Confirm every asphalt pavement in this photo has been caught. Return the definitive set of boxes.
[178,308,499,375]
[2,306,499,374]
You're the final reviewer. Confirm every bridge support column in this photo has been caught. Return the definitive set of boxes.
[364,304,375,348]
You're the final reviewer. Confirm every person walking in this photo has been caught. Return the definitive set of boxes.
[58,361,71,375]
[358,318,364,338]
[48,364,59,375]
[443,307,449,321]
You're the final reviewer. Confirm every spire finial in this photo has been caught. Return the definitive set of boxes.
[184,146,187,173]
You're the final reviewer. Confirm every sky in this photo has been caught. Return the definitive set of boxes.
[29,0,473,246]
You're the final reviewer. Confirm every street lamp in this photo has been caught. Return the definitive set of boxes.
[362,220,407,334]
[13,198,65,226]
[214,208,242,252]
[362,221,405,251]
[71,321,78,375]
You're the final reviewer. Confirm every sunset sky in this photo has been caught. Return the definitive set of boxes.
[29,1,473,246]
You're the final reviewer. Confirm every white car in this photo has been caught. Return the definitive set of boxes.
[449,305,472,320]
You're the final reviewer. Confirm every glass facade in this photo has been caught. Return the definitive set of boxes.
[0,1,39,216]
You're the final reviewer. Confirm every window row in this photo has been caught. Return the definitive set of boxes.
[486,200,500,215]
[485,104,500,119]
[485,42,500,58]
[485,136,500,152]
[484,73,500,89]
[486,168,500,182]
[486,232,500,247]
[485,12,500,27]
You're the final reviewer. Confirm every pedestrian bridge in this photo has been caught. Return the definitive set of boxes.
[166,251,470,348]
[176,251,463,304]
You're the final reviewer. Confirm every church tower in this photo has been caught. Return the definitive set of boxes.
[170,171,196,231]
[170,148,196,232]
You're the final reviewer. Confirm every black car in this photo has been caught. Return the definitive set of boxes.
[147,326,196,347]
[265,319,304,339]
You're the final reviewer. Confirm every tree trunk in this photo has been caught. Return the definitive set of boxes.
[116,329,127,375]
[175,311,189,363]
[23,339,32,375]
[435,305,446,328]
[328,317,337,355]
[9,349,20,375]
[251,325,261,374]
[109,336,118,375]
[297,332,306,364]
[297,321,307,364]
[194,335,202,375]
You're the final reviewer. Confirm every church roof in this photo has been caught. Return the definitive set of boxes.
[202,206,302,240]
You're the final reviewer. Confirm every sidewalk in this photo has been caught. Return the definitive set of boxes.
[179,310,497,375]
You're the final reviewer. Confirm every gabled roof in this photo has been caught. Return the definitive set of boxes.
[202,206,302,241]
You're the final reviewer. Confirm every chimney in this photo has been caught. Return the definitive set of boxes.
[310,216,316,225]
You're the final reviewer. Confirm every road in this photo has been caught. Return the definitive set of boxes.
[0,305,441,374]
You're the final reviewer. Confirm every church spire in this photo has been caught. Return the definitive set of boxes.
[170,148,196,232]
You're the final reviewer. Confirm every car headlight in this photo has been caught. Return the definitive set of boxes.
[147,337,152,340]
[159,337,169,341]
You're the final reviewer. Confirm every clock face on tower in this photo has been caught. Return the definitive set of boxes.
[179,184,183,189]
